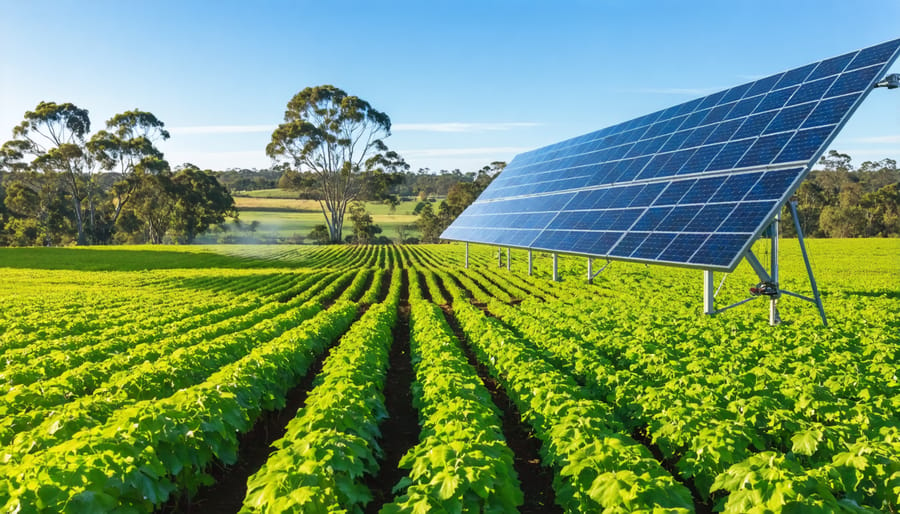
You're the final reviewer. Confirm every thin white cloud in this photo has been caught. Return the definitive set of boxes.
[168,124,276,135]
[166,122,539,135]
[850,135,900,144]
[392,122,540,133]
[399,146,530,157]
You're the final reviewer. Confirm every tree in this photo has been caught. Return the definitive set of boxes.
[417,202,442,243]
[861,183,900,236]
[2,173,75,245]
[347,201,381,244]
[87,110,170,228]
[266,85,403,243]
[308,224,330,244]
[169,165,237,243]
[7,102,93,244]
[123,172,177,244]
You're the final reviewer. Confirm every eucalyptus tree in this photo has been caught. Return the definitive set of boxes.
[87,110,170,226]
[266,85,404,243]
[6,102,93,243]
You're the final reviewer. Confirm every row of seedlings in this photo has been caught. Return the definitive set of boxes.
[437,270,695,512]
[240,268,402,512]
[0,276,369,511]
[381,271,522,512]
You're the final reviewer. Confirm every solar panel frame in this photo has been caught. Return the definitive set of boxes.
[442,39,900,272]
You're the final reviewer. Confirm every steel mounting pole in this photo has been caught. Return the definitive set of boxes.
[528,249,533,276]
[506,248,510,271]
[769,216,781,326]
[703,269,714,315]
[552,253,559,282]
[789,199,827,326]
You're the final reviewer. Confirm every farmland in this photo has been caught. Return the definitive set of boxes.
[213,195,422,243]
[0,240,898,513]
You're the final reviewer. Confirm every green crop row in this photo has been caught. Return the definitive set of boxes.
[437,269,694,513]
[0,297,361,512]
[504,289,899,511]
[241,268,401,513]
[381,271,522,513]
[0,270,351,452]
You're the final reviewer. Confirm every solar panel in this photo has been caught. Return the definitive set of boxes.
[441,39,900,271]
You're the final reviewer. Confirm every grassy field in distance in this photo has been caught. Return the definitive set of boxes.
[204,191,425,243]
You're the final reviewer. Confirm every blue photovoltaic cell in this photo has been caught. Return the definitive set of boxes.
[656,207,700,231]
[718,201,778,232]
[776,127,835,163]
[736,132,794,168]
[631,207,671,231]
[629,182,667,207]
[808,52,854,80]
[632,233,677,259]
[803,94,861,128]
[610,232,649,257]
[680,177,727,204]
[745,168,804,200]
[763,103,817,134]
[442,39,900,271]
[690,234,749,267]
[684,203,736,232]
[654,180,696,205]
[659,233,709,263]
[787,76,837,106]
[706,139,755,172]
[709,172,761,202]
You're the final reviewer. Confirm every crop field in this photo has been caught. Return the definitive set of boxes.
[0,240,897,513]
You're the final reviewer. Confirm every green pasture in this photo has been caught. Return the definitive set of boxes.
[204,194,425,243]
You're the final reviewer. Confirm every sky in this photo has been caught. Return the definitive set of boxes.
[2,0,899,174]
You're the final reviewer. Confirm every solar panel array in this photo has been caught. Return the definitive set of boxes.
[442,38,900,271]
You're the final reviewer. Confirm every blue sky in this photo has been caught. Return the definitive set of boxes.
[2,0,899,173]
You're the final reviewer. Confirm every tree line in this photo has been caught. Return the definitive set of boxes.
[782,151,900,238]
[0,102,236,246]
[2,88,897,247]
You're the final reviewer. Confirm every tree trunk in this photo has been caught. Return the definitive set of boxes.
[72,194,86,245]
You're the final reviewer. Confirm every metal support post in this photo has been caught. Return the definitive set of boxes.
[745,250,772,283]
[528,249,533,276]
[498,247,502,268]
[789,200,827,325]
[769,217,781,326]
[552,253,559,282]
[465,242,469,269]
[703,270,714,314]
[506,248,510,271]
[587,257,610,284]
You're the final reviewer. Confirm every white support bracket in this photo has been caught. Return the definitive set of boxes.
[587,257,611,284]
[552,253,559,282]
[703,270,715,315]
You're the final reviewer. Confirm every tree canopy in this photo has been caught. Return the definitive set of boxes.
[267,85,406,242]
[1,102,236,246]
